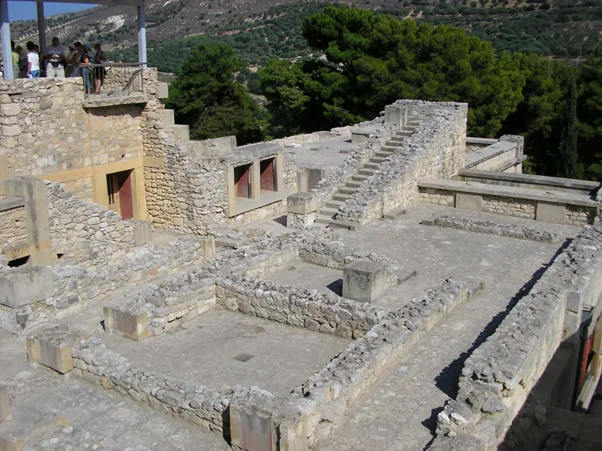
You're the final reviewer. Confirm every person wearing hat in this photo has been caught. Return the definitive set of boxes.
[69,42,83,78]
[45,37,66,77]
[65,43,77,77]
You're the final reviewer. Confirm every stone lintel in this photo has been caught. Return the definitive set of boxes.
[26,326,75,374]
[343,260,388,303]
[103,306,150,341]
[287,193,318,215]
[0,266,55,308]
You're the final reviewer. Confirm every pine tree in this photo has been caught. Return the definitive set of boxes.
[557,72,579,179]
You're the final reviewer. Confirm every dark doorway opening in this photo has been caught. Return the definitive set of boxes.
[106,169,134,219]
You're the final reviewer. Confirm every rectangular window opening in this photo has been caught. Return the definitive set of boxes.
[260,157,277,192]
[234,164,252,199]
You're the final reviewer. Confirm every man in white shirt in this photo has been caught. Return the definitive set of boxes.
[45,37,65,78]
[25,41,40,78]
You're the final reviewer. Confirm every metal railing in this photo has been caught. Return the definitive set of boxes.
[79,62,145,98]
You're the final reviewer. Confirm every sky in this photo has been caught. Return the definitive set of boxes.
[8,2,95,21]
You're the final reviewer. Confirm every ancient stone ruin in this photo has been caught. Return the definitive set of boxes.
[1,72,602,451]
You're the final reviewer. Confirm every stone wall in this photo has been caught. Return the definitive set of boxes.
[0,204,26,250]
[481,195,536,219]
[46,181,136,268]
[0,77,147,199]
[435,223,602,449]
[336,100,467,224]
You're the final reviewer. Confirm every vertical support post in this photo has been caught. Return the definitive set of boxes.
[0,0,13,81]
[37,2,46,58]
[137,0,147,68]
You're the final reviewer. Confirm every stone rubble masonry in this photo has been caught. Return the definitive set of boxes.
[0,201,27,255]
[0,265,54,308]
[421,215,563,243]
[336,100,468,225]
[104,269,217,341]
[70,336,237,436]
[434,223,602,448]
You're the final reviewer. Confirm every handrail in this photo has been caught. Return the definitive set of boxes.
[80,62,147,68]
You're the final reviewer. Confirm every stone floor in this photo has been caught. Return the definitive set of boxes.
[263,258,344,296]
[100,310,350,396]
[1,203,584,450]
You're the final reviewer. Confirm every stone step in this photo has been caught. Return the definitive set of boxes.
[167,124,190,141]
[379,146,397,153]
[319,207,338,217]
[385,140,404,147]
[359,168,377,176]
[351,174,369,182]
[159,109,175,126]
[364,162,381,170]
[339,186,357,195]
[326,200,345,209]
[315,217,333,225]
[369,157,387,164]
[345,180,362,188]
[375,150,395,158]
[333,193,352,202]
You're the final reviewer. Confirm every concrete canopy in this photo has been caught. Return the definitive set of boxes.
[1,0,147,80]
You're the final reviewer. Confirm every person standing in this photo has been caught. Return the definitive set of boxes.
[80,47,92,94]
[45,37,65,78]
[93,43,108,94]
[26,41,40,78]
[17,46,27,78]
[11,41,19,78]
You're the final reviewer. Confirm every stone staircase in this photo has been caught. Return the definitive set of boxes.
[159,109,191,141]
[315,117,423,225]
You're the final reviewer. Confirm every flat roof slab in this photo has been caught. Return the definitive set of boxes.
[101,310,350,396]
[289,135,355,169]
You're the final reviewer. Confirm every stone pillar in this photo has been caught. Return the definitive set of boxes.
[343,260,388,303]
[5,177,57,265]
[0,0,12,81]
[26,325,75,374]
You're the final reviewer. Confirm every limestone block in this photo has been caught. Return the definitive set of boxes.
[0,266,55,308]
[455,193,483,212]
[26,325,74,374]
[230,402,276,451]
[132,220,152,246]
[157,82,169,99]
[536,201,566,224]
[0,386,11,423]
[201,235,216,261]
[343,260,388,303]
[287,193,318,215]
[103,306,150,341]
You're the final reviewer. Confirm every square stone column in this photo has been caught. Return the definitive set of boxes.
[343,260,388,303]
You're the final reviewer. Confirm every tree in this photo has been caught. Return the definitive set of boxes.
[166,42,268,145]
[578,54,602,180]
[556,72,579,179]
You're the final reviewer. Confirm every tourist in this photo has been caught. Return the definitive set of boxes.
[69,42,84,78]
[93,43,108,94]
[26,41,40,78]
[17,46,27,78]
[45,37,65,78]
[65,44,76,77]
[80,46,92,94]
[11,41,19,78]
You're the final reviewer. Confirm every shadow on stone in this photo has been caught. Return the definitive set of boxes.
[327,279,343,296]
[273,215,287,226]
[433,238,573,398]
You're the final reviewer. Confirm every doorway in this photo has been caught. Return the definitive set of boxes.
[106,170,134,219]
[234,164,252,198]
[260,157,277,192]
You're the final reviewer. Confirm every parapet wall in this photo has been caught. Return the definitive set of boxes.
[435,223,602,448]
[336,100,467,224]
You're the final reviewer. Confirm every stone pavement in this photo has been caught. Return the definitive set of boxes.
[317,205,577,450]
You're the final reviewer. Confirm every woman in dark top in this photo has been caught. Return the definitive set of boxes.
[80,50,92,94]
[93,43,108,94]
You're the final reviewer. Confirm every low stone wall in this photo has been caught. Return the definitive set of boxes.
[71,336,236,435]
[104,269,216,340]
[435,224,602,448]
[336,100,467,224]
[481,195,536,219]
[421,215,562,243]
[419,188,456,207]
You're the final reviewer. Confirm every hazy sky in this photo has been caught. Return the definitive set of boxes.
[8,2,95,21]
